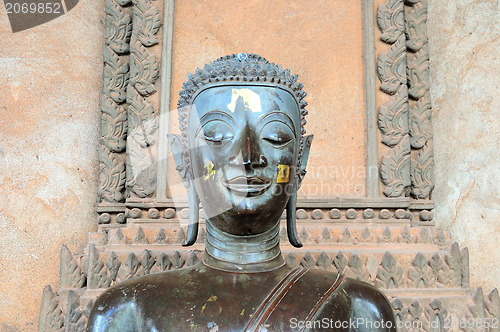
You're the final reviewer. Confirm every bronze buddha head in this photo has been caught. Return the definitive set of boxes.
[170,53,313,246]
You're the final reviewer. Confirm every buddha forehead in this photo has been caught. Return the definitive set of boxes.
[190,85,300,129]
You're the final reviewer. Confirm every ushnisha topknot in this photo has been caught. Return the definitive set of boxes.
[177,53,309,177]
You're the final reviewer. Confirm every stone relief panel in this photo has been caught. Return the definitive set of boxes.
[377,0,412,198]
[97,0,435,205]
[98,0,132,203]
[97,0,163,203]
[125,0,161,199]
[405,0,434,199]
[376,0,434,199]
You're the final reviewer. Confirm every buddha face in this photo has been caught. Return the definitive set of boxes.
[187,85,301,235]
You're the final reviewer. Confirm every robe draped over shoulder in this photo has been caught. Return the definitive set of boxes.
[87,265,395,332]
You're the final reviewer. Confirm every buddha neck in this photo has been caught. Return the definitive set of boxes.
[202,219,284,273]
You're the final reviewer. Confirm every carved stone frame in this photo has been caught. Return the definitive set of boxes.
[96,0,435,226]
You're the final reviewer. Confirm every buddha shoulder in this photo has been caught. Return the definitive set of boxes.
[86,265,200,331]
[310,270,396,332]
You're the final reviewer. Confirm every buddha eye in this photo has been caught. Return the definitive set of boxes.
[263,135,293,146]
[198,121,234,147]
[261,122,294,147]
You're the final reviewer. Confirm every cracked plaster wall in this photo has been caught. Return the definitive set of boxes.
[429,0,500,292]
[0,0,103,330]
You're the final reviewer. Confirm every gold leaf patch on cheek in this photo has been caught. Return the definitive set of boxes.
[203,160,216,181]
[276,165,290,183]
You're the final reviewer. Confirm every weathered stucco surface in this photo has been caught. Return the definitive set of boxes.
[428,0,500,292]
[0,1,103,330]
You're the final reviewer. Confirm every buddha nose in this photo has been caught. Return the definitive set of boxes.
[229,136,268,169]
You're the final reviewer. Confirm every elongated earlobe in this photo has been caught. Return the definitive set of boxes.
[183,174,200,246]
[286,177,302,248]
[168,134,199,246]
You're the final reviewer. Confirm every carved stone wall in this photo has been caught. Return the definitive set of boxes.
[125,0,161,199]
[95,0,436,224]
[406,0,434,200]
[40,213,500,331]
[0,0,497,330]
[377,0,411,198]
[98,0,131,203]
[98,0,163,203]
[376,0,435,200]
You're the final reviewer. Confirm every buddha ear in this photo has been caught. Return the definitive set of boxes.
[168,134,189,186]
[286,178,302,248]
[287,135,313,248]
[183,172,200,246]
[297,134,313,189]
[168,134,199,246]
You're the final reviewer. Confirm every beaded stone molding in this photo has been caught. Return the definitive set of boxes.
[97,206,434,226]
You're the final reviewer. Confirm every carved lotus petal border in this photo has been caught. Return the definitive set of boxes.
[380,136,411,197]
[378,85,409,147]
[377,0,434,199]
[103,45,129,104]
[65,290,92,332]
[125,0,161,199]
[411,139,434,199]
[41,241,485,330]
[130,38,160,96]
[377,0,405,43]
[406,0,434,199]
[105,0,132,55]
[132,0,161,47]
[377,0,411,198]
[378,34,408,95]
[98,145,126,203]
[38,285,64,331]
[98,0,132,204]
[407,44,430,100]
[101,96,128,153]
[405,0,428,52]
[67,243,468,291]
[409,93,432,148]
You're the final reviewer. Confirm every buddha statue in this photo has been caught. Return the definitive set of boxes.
[87,53,396,331]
